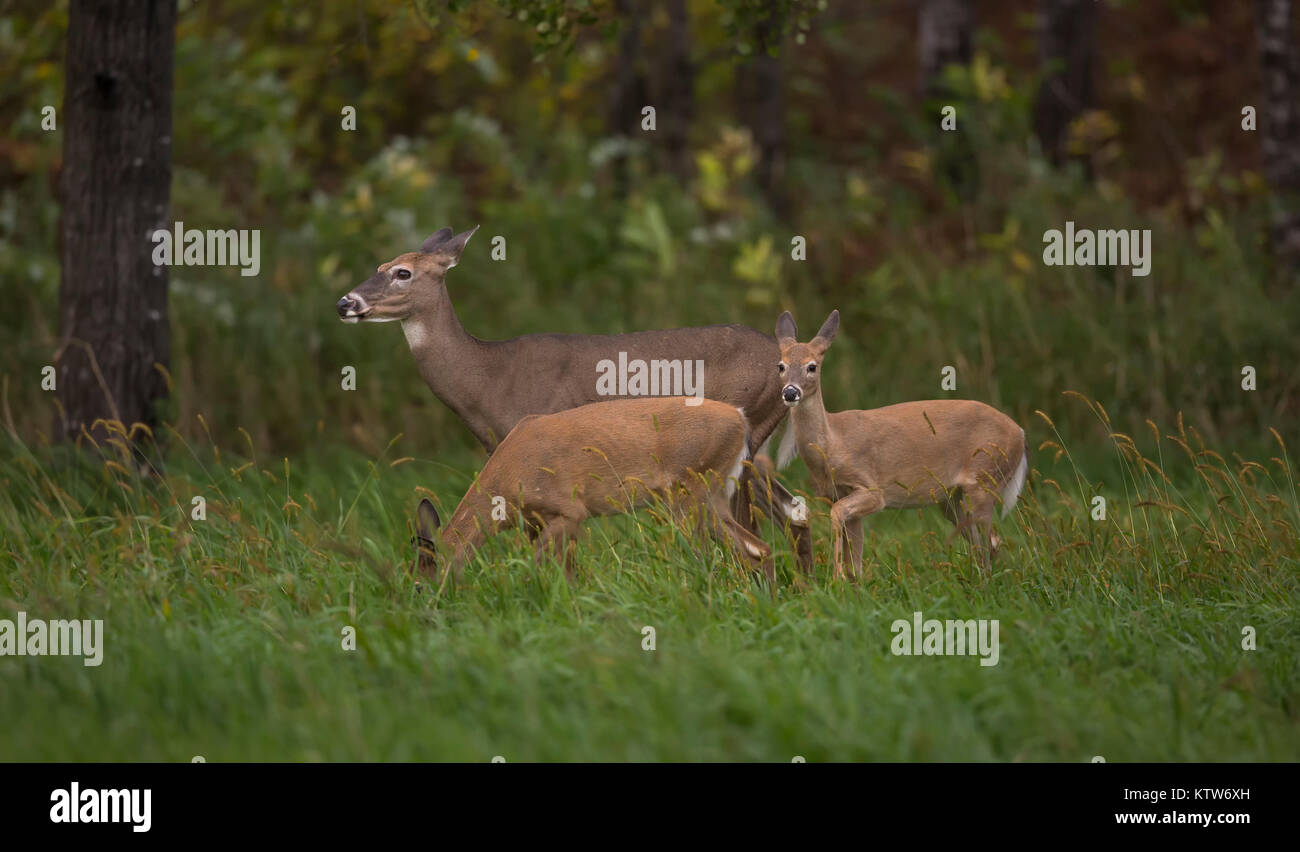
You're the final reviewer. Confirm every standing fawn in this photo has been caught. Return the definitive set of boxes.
[412,397,774,586]
[775,310,1028,578]
[338,226,810,571]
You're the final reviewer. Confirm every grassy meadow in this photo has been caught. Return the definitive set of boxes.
[1,395,1296,761]
[3,1,1299,762]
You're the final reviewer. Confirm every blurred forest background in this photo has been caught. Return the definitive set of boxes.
[1,0,1296,461]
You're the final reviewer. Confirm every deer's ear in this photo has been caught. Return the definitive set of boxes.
[419,227,454,253]
[811,309,839,348]
[413,498,440,574]
[775,311,799,344]
[429,225,479,269]
[417,498,441,533]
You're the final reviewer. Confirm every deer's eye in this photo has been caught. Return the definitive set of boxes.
[395,268,412,280]
[777,363,786,374]
[806,363,817,374]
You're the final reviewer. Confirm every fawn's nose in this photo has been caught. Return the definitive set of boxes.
[783,385,801,404]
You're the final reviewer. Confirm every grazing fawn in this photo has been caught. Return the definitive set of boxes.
[412,397,774,585]
[338,226,811,571]
[775,310,1028,578]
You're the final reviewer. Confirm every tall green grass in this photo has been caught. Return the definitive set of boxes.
[1,392,1296,761]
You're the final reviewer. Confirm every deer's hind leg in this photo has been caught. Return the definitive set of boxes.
[737,456,815,576]
[943,485,997,576]
[708,491,775,587]
[685,474,773,586]
[940,491,968,540]
[967,485,1000,574]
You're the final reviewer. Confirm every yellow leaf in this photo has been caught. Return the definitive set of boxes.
[900,149,931,178]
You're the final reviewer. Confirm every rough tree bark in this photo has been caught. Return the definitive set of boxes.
[919,0,973,98]
[736,3,788,218]
[919,0,976,201]
[607,0,647,197]
[58,0,175,447]
[1257,0,1300,270]
[661,0,695,179]
[1033,0,1096,170]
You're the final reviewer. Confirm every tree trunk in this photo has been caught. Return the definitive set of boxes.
[661,0,695,179]
[1257,0,1300,270]
[607,0,647,197]
[919,0,977,202]
[919,0,973,98]
[735,4,788,218]
[58,0,175,447]
[1033,0,1096,170]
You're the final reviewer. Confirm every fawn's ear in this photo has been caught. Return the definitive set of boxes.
[419,227,455,253]
[811,309,839,349]
[416,498,441,534]
[413,498,441,574]
[775,311,799,345]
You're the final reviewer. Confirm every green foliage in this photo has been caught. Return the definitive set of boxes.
[0,6,1289,479]
[719,0,828,53]
[430,0,601,55]
[420,0,828,58]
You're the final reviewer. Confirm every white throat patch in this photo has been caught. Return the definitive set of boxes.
[402,320,429,349]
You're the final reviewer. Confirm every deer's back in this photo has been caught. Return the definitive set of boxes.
[825,400,1023,501]
[482,398,747,512]
[486,324,783,447]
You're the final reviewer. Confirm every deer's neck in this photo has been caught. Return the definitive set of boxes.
[441,488,499,575]
[402,286,474,354]
[790,396,834,477]
[401,289,503,448]
[442,516,486,577]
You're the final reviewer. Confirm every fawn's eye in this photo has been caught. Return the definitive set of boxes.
[777,363,786,374]
[395,268,412,280]
[806,363,817,374]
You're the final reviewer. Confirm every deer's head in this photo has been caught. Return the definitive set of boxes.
[337,226,478,323]
[775,310,839,407]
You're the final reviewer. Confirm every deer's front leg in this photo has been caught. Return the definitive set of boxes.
[533,516,584,582]
[829,489,885,581]
[844,516,866,580]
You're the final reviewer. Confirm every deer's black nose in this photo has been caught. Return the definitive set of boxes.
[783,386,801,403]
[337,296,361,318]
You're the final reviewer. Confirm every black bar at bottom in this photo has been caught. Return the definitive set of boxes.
[2,762,1280,839]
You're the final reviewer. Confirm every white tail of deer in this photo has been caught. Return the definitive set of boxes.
[775,310,1028,578]
[412,397,774,586]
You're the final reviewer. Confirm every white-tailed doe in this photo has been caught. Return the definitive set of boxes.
[413,397,774,586]
[338,226,811,571]
[776,310,1028,578]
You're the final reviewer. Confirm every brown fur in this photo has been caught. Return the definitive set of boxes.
[339,227,812,571]
[776,310,1028,578]
[414,397,774,586]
